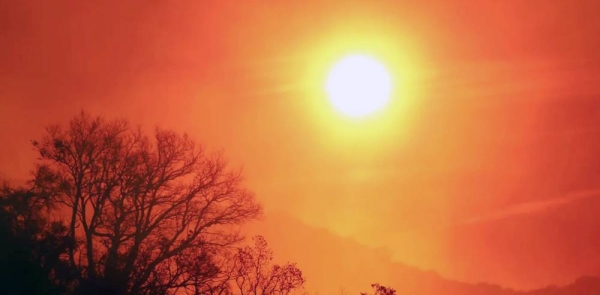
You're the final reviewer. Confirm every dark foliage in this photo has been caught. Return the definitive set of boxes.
[0,185,76,295]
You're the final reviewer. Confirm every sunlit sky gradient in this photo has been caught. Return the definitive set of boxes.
[2,0,600,292]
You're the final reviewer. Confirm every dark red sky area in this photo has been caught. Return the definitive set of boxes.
[2,0,600,291]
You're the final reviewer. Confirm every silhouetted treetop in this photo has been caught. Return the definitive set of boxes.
[31,111,263,295]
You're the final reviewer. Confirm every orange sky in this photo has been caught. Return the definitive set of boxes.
[2,0,600,292]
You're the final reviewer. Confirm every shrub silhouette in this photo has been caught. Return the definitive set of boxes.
[360,283,396,295]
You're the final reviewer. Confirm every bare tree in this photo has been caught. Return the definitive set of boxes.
[32,112,262,295]
[226,235,305,295]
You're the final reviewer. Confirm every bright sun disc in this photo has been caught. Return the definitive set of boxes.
[326,55,392,118]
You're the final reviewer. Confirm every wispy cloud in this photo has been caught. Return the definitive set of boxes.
[459,188,600,225]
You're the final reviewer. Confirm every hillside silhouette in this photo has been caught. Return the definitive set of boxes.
[247,212,600,295]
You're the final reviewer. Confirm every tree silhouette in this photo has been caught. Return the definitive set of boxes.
[31,112,262,295]
[360,284,396,295]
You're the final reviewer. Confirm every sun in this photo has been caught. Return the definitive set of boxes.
[325,55,392,118]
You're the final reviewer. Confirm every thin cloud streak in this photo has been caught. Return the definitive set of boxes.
[459,188,600,225]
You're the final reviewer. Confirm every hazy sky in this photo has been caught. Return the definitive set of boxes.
[2,0,600,290]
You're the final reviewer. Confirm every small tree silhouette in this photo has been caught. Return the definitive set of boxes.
[360,283,396,295]
[226,235,305,295]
